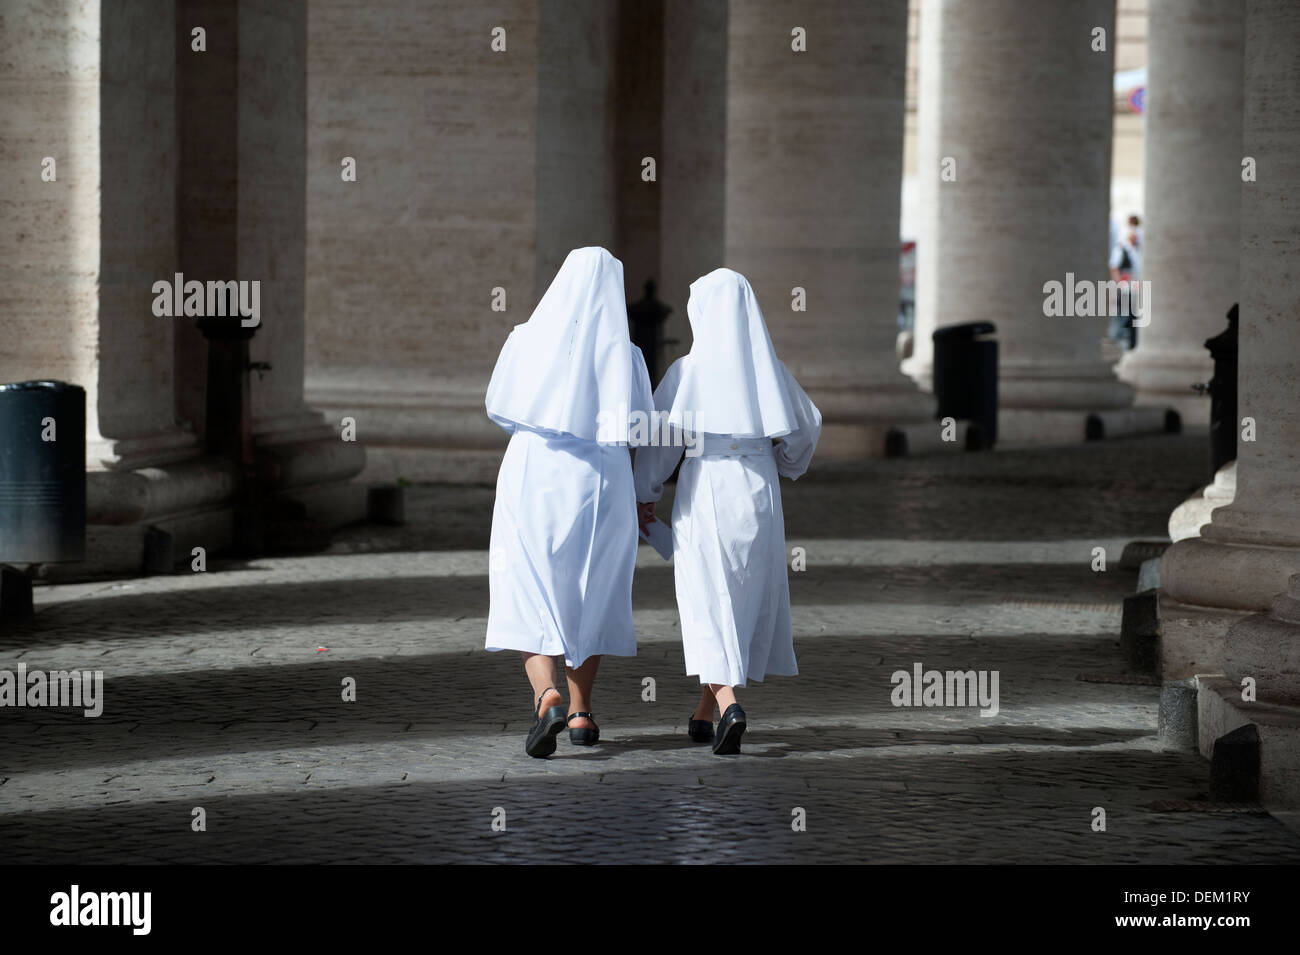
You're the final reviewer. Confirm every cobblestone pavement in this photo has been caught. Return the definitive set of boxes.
[3,432,1299,863]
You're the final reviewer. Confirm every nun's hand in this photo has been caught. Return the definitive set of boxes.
[637,502,656,533]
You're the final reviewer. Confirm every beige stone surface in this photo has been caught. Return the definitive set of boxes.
[1199,676,1300,810]
[0,1,194,469]
[1118,0,1244,425]
[659,0,727,369]
[304,0,543,472]
[723,0,931,453]
[1158,0,1300,622]
[909,0,1132,412]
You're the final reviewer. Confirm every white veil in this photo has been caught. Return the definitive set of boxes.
[663,268,797,437]
[486,247,652,443]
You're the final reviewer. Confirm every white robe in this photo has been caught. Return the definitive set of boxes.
[486,419,642,668]
[484,249,654,667]
[634,359,822,687]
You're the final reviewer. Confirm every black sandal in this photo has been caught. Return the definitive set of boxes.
[687,717,713,743]
[712,703,746,755]
[526,689,567,758]
[567,711,600,746]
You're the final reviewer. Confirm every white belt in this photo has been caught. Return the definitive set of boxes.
[696,435,773,457]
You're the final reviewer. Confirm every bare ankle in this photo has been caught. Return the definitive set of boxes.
[536,687,562,716]
[710,684,738,711]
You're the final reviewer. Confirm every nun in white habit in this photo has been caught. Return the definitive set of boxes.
[633,267,821,755]
[485,247,654,758]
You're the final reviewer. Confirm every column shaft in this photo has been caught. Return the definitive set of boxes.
[724,0,931,458]
[1117,0,1244,424]
[918,0,1131,415]
[1161,0,1300,613]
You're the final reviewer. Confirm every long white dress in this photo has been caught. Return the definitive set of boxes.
[633,269,822,687]
[484,248,654,669]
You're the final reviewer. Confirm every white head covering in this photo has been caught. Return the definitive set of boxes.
[486,247,652,443]
[663,267,797,438]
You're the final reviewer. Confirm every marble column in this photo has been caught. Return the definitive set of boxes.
[1159,0,1300,669]
[612,0,664,309]
[723,0,932,458]
[175,0,364,524]
[0,1,236,576]
[0,1,198,472]
[907,0,1135,441]
[304,0,618,483]
[2,0,363,577]
[659,0,727,374]
[902,0,944,392]
[1170,0,1300,805]
[1168,460,1236,543]
[1116,0,1244,425]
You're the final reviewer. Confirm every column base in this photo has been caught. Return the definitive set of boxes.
[900,354,934,393]
[1162,537,1300,612]
[1196,675,1300,810]
[1118,348,1215,427]
[35,504,235,582]
[1156,591,1252,681]
[306,371,506,483]
[362,446,505,485]
[47,425,368,579]
[86,429,202,472]
[1168,461,1236,542]
[995,407,1175,447]
[999,360,1135,411]
[1221,577,1300,702]
[801,375,938,460]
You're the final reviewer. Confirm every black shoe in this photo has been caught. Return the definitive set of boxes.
[712,703,746,755]
[526,690,567,758]
[567,711,600,746]
[687,717,713,743]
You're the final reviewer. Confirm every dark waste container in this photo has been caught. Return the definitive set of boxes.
[1205,304,1238,476]
[932,322,998,448]
[0,381,86,563]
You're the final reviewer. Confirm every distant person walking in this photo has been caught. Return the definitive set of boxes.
[1108,215,1141,350]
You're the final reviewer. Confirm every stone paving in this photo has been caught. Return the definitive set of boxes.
[3,432,1300,863]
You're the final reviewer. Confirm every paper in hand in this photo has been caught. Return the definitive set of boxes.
[638,517,673,560]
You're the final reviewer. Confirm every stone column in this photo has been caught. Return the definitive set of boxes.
[902,0,944,391]
[612,0,664,308]
[0,1,243,576]
[304,0,619,483]
[0,1,198,471]
[908,0,1135,442]
[175,0,364,526]
[1159,0,1300,673]
[2,0,363,577]
[1116,0,1244,425]
[0,0,102,441]
[660,0,727,376]
[723,0,932,458]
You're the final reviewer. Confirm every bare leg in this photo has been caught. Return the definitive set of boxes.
[709,683,738,712]
[692,685,716,720]
[522,652,562,717]
[565,655,601,730]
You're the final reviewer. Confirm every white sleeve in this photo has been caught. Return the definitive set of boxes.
[1108,244,1123,269]
[628,343,654,423]
[632,360,685,503]
[633,444,682,504]
[773,365,822,480]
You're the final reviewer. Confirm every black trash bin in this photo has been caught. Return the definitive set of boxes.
[0,380,86,564]
[932,322,998,448]
[1205,304,1238,477]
